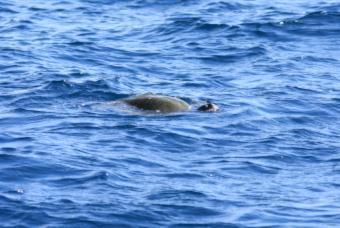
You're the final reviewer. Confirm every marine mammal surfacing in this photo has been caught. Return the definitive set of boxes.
[122,94,190,113]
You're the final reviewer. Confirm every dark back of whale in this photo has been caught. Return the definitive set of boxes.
[123,95,190,113]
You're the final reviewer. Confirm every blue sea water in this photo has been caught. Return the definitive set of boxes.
[0,0,340,226]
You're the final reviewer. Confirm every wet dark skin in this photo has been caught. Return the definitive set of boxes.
[121,94,219,113]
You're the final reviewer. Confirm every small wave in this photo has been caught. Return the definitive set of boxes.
[66,41,95,46]
[28,6,46,12]
[170,222,238,227]
[0,6,18,14]
[235,10,340,40]
[38,79,121,101]
[205,1,247,11]
[299,11,340,22]
[154,16,231,37]
[153,204,221,216]
[147,190,207,201]
[121,157,165,168]
[47,171,110,187]
[196,46,266,64]
[0,134,34,144]
[127,0,194,9]
[159,172,205,179]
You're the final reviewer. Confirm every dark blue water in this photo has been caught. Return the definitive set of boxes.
[1,0,340,226]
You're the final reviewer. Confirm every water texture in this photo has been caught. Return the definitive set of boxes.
[0,0,340,227]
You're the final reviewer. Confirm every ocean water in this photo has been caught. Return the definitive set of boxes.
[1,0,340,227]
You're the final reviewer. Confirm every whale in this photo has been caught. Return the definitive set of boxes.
[118,93,219,113]
[122,94,190,113]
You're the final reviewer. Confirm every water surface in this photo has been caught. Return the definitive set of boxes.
[0,0,340,226]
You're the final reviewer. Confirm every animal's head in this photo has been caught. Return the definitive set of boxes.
[197,102,219,112]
